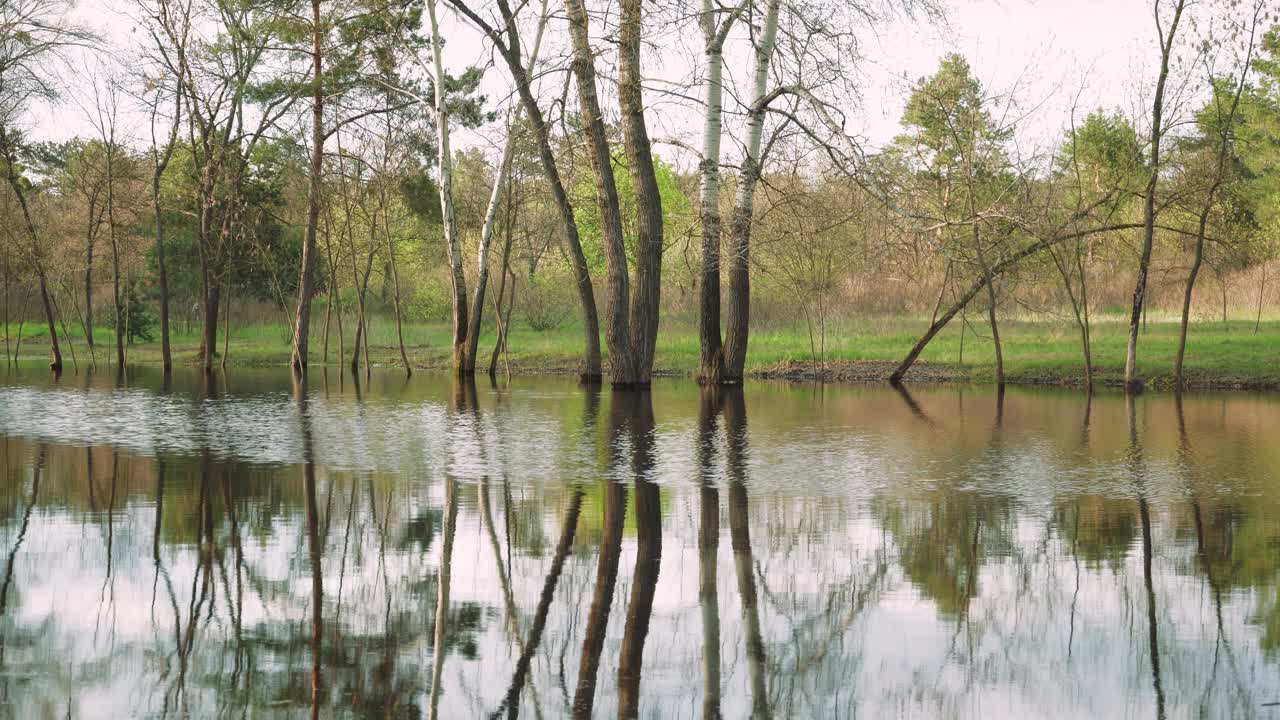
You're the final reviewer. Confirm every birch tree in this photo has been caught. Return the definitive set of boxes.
[696,0,746,383]
[721,0,782,383]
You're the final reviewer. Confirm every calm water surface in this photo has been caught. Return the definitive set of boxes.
[1,365,1279,719]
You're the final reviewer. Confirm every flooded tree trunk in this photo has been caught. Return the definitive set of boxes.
[978,240,1004,389]
[50,291,78,373]
[723,0,781,384]
[321,214,333,366]
[464,126,516,376]
[200,283,220,375]
[151,86,182,374]
[564,0,634,386]
[695,0,736,385]
[384,206,410,377]
[427,0,468,375]
[84,217,96,354]
[221,279,231,369]
[13,297,27,365]
[619,0,665,388]
[2,264,8,366]
[1,127,62,373]
[447,0,602,381]
[106,140,125,371]
[488,230,514,380]
[290,0,325,377]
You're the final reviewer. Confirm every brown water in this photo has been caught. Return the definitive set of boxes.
[0,365,1278,719]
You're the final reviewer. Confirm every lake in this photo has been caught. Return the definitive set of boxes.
[0,365,1278,719]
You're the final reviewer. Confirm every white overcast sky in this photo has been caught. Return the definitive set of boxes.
[31,0,1164,166]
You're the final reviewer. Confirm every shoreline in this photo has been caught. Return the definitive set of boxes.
[7,346,1279,393]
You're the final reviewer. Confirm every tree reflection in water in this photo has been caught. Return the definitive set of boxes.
[0,371,1279,717]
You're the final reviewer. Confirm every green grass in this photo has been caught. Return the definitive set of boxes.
[4,313,1280,389]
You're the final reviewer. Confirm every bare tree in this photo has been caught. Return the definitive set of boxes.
[1124,0,1190,390]
[140,0,192,373]
[0,0,94,373]
[445,0,605,381]
[1174,0,1263,387]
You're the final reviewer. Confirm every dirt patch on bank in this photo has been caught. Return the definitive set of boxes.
[747,359,1280,391]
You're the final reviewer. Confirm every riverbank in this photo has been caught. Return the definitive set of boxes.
[5,317,1279,390]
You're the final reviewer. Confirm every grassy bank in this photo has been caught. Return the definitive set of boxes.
[4,315,1279,390]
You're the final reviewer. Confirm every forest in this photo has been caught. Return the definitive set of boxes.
[3,0,1280,391]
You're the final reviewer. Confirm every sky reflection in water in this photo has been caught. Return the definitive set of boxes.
[0,365,1278,719]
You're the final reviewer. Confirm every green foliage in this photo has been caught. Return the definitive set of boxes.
[409,276,451,323]
[1056,110,1145,198]
[520,272,575,332]
[117,280,157,343]
[570,151,692,273]
[899,53,1010,177]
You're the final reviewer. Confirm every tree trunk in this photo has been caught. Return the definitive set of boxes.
[290,0,324,376]
[427,0,468,374]
[84,212,96,353]
[154,160,172,373]
[326,218,345,370]
[976,235,1004,389]
[1125,0,1187,391]
[384,200,411,377]
[201,283,220,375]
[1175,211,1208,387]
[447,0,603,380]
[723,0,781,383]
[151,74,182,374]
[564,0,634,385]
[348,244,376,378]
[106,142,125,371]
[221,278,231,369]
[1175,17,1256,385]
[321,212,332,365]
[195,181,216,374]
[0,127,62,373]
[2,263,8,367]
[462,119,515,374]
[696,1,735,384]
[489,224,514,380]
[1256,262,1266,335]
[618,0,664,388]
